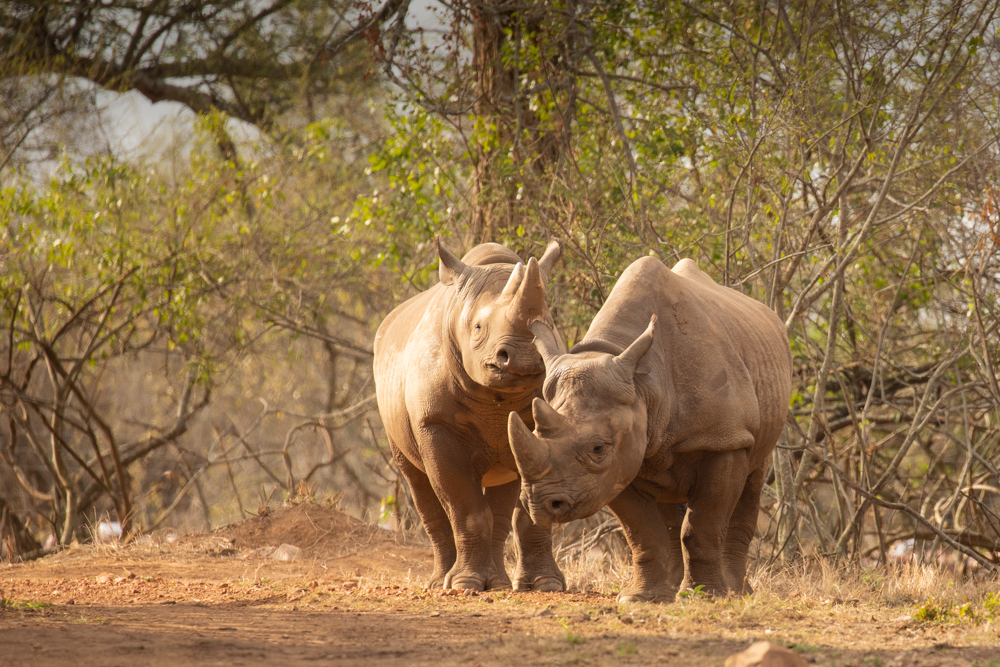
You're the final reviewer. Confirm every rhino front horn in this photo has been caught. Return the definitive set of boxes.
[508,411,551,482]
[508,257,546,325]
[529,320,561,368]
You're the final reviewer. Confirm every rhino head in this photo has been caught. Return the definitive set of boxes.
[436,237,561,392]
[507,316,657,527]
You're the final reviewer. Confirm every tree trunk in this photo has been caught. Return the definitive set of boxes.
[471,0,515,242]
[0,497,43,562]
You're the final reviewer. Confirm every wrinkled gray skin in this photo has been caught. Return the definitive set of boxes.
[373,238,566,592]
[508,257,791,602]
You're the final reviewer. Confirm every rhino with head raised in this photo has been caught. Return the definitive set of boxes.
[373,238,565,592]
[508,256,791,602]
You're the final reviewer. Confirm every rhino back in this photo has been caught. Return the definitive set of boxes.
[587,256,790,465]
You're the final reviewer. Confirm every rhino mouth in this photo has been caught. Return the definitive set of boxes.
[486,362,543,377]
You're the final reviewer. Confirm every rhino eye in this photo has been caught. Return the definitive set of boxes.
[592,444,604,454]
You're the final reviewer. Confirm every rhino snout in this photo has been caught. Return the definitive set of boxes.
[489,343,542,376]
[547,496,572,518]
[495,346,511,370]
[526,493,573,527]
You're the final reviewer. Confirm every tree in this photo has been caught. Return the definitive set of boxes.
[363,0,1000,566]
[0,0,407,167]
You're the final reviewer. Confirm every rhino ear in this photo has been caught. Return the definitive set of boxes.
[508,411,552,482]
[537,238,562,283]
[615,314,656,378]
[436,236,469,286]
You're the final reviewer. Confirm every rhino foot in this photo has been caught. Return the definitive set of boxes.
[513,573,566,592]
[426,571,447,589]
[444,568,510,592]
[617,585,678,605]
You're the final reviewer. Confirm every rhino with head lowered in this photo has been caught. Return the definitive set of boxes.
[508,256,791,602]
[373,238,565,591]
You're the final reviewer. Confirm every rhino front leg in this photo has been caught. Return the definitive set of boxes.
[608,486,675,603]
[681,449,750,597]
[484,481,517,589]
[391,443,456,589]
[421,439,506,591]
[512,499,565,592]
[657,502,686,596]
[723,465,765,595]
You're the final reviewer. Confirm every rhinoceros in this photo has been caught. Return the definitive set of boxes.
[373,238,566,592]
[507,256,791,602]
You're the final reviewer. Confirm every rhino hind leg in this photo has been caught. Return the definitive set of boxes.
[484,481,517,590]
[679,449,750,597]
[722,465,766,595]
[391,444,456,588]
[511,500,565,592]
[608,486,676,604]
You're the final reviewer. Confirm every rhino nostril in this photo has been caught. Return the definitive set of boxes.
[496,349,510,369]
[550,499,566,513]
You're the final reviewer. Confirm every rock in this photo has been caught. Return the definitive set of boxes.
[271,544,301,562]
[534,608,554,618]
[724,642,807,667]
[95,573,114,584]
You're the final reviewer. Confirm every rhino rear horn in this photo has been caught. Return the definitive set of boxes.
[537,238,562,283]
[615,314,656,377]
[501,262,526,298]
[532,396,567,438]
[436,236,469,286]
[508,410,552,482]
[508,257,547,324]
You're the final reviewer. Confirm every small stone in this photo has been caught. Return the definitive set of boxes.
[724,641,808,667]
[342,581,358,590]
[66,600,75,605]
[534,608,554,618]
[620,615,634,625]
[96,573,113,584]
[429,611,441,617]
[271,544,301,562]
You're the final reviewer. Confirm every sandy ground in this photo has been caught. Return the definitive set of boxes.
[2,502,999,666]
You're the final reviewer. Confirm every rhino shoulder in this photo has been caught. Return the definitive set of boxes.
[670,258,719,289]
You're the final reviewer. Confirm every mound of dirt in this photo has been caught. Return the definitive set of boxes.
[212,502,433,581]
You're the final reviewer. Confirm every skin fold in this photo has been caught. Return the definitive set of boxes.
[508,256,792,603]
[373,238,566,592]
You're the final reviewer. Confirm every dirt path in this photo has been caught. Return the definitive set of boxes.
[3,504,998,666]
